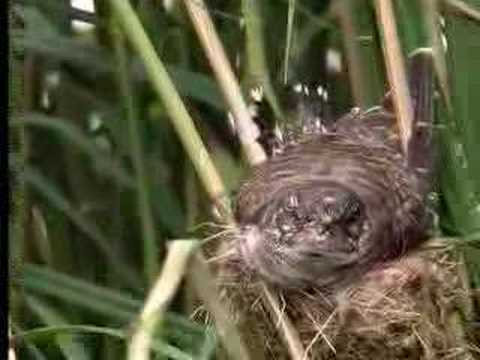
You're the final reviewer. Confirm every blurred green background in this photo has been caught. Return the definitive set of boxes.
[9,0,480,358]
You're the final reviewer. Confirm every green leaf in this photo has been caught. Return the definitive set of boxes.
[14,113,136,188]
[19,264,206,334]
[20,264,139,322]
[26,296,91,360]
[20,166,141,286]
[16,325,194,360]
[442,0,480,288]
[16,5,225,111]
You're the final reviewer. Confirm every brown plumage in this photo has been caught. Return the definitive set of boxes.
[232,49,435,290]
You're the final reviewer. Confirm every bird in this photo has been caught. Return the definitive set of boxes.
[232,49,435,290]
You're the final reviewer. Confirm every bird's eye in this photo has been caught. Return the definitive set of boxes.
[341,195,363,222]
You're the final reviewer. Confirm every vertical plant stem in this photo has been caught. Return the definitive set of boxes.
[111,21,159,285]
[189,252,252,360]
[241,0,283,120]
[374,0,414,156]
[334,0,370,107]
[422,0,452,111]
[333,0,385,107]
[128,240,198,360]
[283,0,296,85]
[108,0,231,220]
[182,0,267,165]
[10,9,29,324]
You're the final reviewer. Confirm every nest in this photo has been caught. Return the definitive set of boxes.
[191,51,478,359]
[198,238,477,360]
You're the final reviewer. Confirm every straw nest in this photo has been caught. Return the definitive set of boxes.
[197,238,477,360]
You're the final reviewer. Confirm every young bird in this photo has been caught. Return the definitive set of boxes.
[234,49,435,290]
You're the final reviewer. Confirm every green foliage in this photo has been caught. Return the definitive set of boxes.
[9,0,480,358]
[440,0,480,289]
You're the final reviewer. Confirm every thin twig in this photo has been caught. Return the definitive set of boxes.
[422,0,453,112]
[333,0,371,108]
[182,0,267,165]
[303,309,337,358]
[283,0,296,84]
[189,252,253,360]
[444,0,480,23]
[280,0,333,30]
[261,284,306,360]
[374,0,414,156]
[241,0,283,120]
[128,240,198,360]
